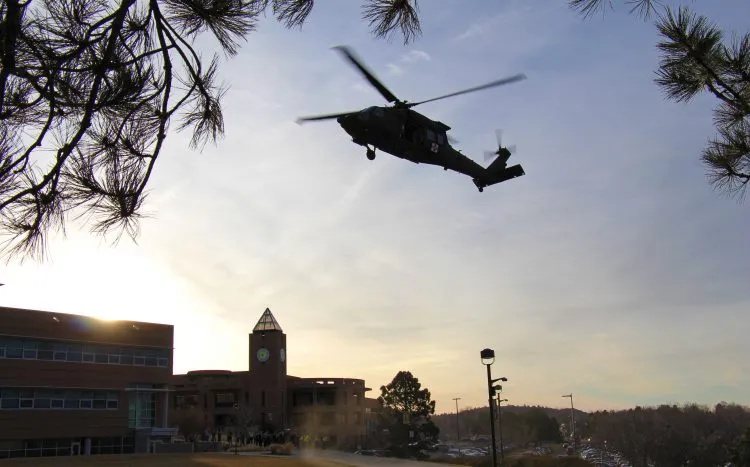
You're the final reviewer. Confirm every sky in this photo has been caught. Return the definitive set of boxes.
[2,0,750,414]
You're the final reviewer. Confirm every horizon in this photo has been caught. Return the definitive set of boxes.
[2,0,749,414]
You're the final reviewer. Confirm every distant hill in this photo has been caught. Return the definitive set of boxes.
[431,404,588,439]
[434,404,587,420]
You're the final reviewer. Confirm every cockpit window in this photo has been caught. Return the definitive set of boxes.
[426,128,437,142]
[436,132,445,145]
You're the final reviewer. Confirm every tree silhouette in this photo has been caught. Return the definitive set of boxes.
[377,370,439,456]
[585,402,750,467]
[0,0,423,261]
[571,0,750,200]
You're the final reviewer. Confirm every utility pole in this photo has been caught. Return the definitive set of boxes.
[452,397,462,442]
[561,394,575,447]
[496,396,508,464]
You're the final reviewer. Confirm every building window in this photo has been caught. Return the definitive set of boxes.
[128,391,156,428]
[0,388,119,410]
[0,336,171,369]
[215,393,235,407]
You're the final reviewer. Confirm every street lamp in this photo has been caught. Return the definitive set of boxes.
[561,394,575,448]
[481,348,507,467]
[496,397,508,463]
[452,397,462,442]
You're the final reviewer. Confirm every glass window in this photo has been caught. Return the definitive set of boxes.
[0,337,170,369]
[34,398,51,409]
[1,398,19,409]
[6,341,23,359]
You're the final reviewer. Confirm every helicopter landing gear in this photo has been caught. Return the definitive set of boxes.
[473,179,484,192]
[366,147,376,160]
[478,186,484,192]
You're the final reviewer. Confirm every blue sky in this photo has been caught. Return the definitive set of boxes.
[2,0,750,414]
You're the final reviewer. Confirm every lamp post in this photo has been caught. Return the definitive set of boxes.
[481,348,507,467]
[452,397,462,443]
[561,394,575,448]
[496,397,508,463]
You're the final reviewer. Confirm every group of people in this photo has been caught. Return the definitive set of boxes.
[193,429,298,447]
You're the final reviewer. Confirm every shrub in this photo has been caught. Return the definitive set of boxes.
[268,442,296,455]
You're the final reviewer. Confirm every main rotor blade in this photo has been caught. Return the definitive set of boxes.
[408,73,527,108]
[332,45,400,104]
[296,111,358,124]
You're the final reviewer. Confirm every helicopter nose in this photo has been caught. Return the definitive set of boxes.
[337,114,356,134]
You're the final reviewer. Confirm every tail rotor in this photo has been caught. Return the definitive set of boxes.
[484,129,516,165]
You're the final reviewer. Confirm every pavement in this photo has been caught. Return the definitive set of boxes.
[299,449,463,467]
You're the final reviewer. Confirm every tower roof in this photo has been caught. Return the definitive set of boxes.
[253,308,283,333]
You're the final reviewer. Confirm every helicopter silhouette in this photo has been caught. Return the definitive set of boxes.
[296,46,527,192]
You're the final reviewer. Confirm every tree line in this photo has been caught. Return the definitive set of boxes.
[580,402,750,466]
[432,405,567,448]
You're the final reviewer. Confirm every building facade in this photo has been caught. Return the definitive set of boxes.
[171,308,382,449]
[0,306,176,458]
[0,306,381,457]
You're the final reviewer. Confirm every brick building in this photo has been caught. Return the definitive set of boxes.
[171,308,382,449]
[0,306,176,458]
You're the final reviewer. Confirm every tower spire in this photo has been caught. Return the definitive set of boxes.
[253,308,283,332]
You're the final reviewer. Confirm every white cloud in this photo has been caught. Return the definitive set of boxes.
[400,49,431,62]
[386,63,404,76]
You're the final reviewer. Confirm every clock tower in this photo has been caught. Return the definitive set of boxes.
[249,308,287,430]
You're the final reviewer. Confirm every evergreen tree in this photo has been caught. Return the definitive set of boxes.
[377,370,439,457]
[571,0,750,200]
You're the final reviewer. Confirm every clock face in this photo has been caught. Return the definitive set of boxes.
[256,347,270,363]
[280,348,286,362]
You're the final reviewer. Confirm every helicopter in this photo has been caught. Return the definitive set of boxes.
[296,46,527,192]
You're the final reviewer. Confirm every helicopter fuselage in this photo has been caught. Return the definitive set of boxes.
[296,45,527,192]
[336,106,488,179]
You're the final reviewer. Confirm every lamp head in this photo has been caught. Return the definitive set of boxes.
[480,348,495,365]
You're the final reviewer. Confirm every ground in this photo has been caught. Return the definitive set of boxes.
[302,450,462,467]
[0,453,350,467]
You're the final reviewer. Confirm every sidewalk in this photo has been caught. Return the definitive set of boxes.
[300,449,463,467]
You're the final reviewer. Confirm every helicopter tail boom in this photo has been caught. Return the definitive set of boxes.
[476,164,525,191]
